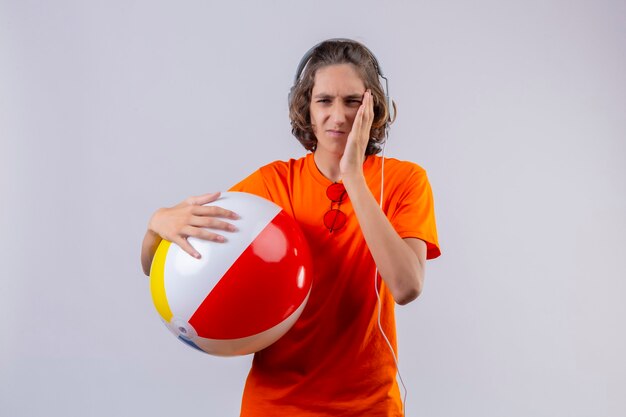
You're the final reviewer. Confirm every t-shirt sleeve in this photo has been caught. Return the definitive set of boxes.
[228,169,271,200]
[390,167,441,260]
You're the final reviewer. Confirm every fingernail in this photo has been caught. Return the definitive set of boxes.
[216,235,226,242]
[194,253,201,259]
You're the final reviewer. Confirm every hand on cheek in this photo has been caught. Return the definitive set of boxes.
[341,90,374,178]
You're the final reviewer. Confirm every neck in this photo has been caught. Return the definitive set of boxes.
[313,150,342,183]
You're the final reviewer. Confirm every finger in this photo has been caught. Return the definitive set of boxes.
[193,227,229,243]
[352,104,364,134]
[356,99,370,138]
[189,216,238,232]
[191,205,240,219]
[359,93,373,138]
[366,90,374,123]
[183,225,226,243]
[186,192,221,206]
[174,236,201,259]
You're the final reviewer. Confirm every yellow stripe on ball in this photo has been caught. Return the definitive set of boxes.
[150,239,174,322]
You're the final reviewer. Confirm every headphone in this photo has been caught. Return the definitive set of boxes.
[288,38,395,124]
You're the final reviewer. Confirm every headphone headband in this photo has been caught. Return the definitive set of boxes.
[292,38,386,85]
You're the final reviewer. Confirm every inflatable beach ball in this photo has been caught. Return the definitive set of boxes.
[149,191,313,356]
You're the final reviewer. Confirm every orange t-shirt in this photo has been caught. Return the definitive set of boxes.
[229,153,440,416]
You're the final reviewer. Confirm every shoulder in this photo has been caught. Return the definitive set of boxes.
[247,156,310,197]
[230,157,306,199]
[386,157,426,174]
[239,156,310,209]
[367,155,429,181]
[257,156,307,178]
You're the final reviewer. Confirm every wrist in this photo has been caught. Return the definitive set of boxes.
[147,208,165,234]
[342,170,367,189]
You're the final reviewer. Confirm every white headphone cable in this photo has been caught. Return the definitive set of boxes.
[374,132,408,416]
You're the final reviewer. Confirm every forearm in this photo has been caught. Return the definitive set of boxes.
[141,229,162,276]
[343,173,424,305]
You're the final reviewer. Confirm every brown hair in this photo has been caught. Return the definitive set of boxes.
[288,39,396,155]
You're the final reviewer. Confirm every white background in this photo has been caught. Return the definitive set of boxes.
[1,1,625,416]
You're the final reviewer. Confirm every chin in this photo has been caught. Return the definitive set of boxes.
[313,133,347,155]
[325,145,346,157]
[324,139,347,152]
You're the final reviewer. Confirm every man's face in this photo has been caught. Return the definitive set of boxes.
[309,64,366,156]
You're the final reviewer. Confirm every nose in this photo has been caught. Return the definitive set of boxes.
[329,102,347,125]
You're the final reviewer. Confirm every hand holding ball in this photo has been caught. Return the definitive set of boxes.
[149,192,313,356]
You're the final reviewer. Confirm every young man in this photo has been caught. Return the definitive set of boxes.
[141,39,440,416]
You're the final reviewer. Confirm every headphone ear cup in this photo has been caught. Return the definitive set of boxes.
[288,86,295,109]
[387,97,396,123]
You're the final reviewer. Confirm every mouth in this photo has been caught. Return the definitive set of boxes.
[326,130,346,138]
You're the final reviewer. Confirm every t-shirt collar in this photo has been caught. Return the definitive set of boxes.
[305,152,376,187]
